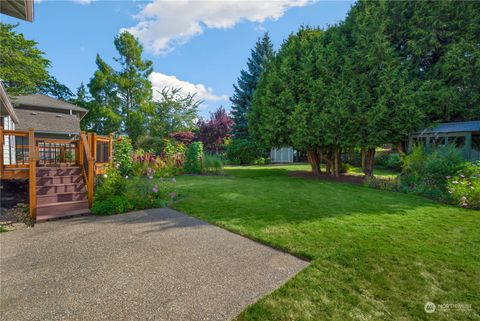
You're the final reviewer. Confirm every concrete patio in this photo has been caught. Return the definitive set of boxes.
[0,208,308,321]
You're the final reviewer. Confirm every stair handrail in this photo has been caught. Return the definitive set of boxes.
[80,132,94,208]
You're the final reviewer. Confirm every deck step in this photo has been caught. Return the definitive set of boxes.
[37,192,87,205]
[36,208,90,222]
[36,183,85,195]
[36,167,81,177]
[36,200,90,218]
[36,175,83,186]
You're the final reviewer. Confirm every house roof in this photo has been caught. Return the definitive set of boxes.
[414,121,480,135]
[0,0,34,22]
[12,94,88,113]
[0,81,20,124]
[15,109,81,134]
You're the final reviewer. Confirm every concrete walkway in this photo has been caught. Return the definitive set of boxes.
[1,208,308,321]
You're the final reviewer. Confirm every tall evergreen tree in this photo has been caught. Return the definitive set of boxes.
[230,33,274,140]
[88,31,153,144]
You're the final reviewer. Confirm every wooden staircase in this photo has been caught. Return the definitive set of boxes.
[36,166,90,222]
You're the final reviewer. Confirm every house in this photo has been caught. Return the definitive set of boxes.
[409,121,480,161]
[12,94,87,139]
[0,92,112,222]
[0,0,34,22]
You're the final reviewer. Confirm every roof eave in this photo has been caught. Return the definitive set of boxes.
[0,82,20,124]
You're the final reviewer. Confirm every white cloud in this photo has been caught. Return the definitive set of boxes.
[73,0,93,4]
[149,72,228,103]
[125,0,315,54]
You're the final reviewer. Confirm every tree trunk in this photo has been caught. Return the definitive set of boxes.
[333,148,341,177]
[396,141,406,159]
[361,147,366,172]
[363,148,376,177]
[323,149,333,175]
[307,149,321,175]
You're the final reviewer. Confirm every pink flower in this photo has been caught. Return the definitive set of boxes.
[153,185,158,193]
[147,167,152,173]
[462,202,468,208]
[149,175,154,180]
[460,174,465,179]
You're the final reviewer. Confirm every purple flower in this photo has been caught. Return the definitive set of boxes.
[149,175,154,180]
[153,185,158,193]
[147,167,152,173]
[462,202,468,208]
[460,174,465,179]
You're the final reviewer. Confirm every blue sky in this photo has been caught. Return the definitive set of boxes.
[1,0,353,116]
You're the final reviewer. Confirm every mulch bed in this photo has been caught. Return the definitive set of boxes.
[289,171,366,185]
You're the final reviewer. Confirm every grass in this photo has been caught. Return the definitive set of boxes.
[173,164,479,321]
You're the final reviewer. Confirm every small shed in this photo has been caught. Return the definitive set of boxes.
[409,121,480,161]
[270,147,295,163]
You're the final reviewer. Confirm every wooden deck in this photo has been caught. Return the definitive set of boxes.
[0,128,113,222]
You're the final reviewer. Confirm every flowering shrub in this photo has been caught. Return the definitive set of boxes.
[92,167,178,216]
[132,140,186,177]
[447,162,480,209]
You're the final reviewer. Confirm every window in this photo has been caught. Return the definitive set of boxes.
[430,136,445,147]
[472,134,480,152]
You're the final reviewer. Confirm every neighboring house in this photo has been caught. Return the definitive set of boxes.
[409,121,480,161]
[9,94,88,166]
[12,94,87,139]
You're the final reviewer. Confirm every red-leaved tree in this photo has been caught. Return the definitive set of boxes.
[169,131,195,144]
[197,106,233,153]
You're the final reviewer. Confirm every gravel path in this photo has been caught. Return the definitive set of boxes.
[0,208,308,321]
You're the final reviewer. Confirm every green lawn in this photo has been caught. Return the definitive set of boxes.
[173,165,479,321]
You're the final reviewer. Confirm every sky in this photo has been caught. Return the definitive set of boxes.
[1,0,354,116]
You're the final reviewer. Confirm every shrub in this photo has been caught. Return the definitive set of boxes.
[91,195,132,215]
[251,157,270,165]
[95,166,126,202]
[447,161,480,209]
[400,145,466,200]
[364,176,400,192]
[114,136,133,176]
[375,152,402,171]
[92,174,177,215]
[226,139,264,165]
[185,142,203,173]
[203,154,224,175]
[137,136,164,154]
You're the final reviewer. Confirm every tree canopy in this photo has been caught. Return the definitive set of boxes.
[0,23,50,96]
[87,31,153,144]
[230,33,275,140]
[250,0,480,177]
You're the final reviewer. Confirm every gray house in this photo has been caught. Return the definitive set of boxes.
[409,121,480,161]
[12,94,87,140]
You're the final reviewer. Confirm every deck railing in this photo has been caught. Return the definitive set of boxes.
[0,127,113,220]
